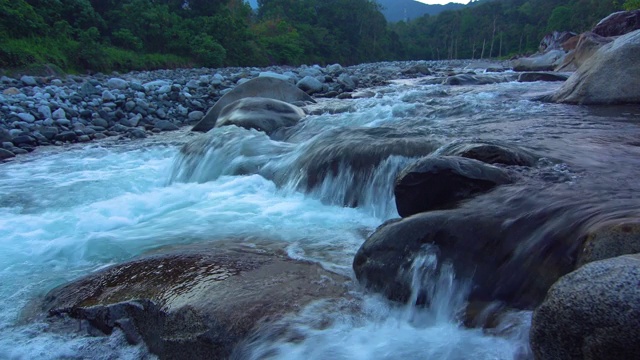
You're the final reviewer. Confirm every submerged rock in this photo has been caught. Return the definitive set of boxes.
[438,140,539,167]
[530,254,640,360]
[192,77,315,132]
[215,97,305,137]
[394,156,512,217]
[43,241,348,360]
[551,30,640,104]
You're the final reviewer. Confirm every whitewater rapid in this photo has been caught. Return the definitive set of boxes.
[1,78,639,359]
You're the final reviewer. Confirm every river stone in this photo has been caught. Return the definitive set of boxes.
[54,131,77,142]
[337,73,356,91]
[530,254,640,360]
[442,74,515,85]
[192,77,315,132]
[551,30,640,104]
[16,113,36,123]
[593,10,640,37]
[215,97,305,136]
[107,78,128,90]
[42,242,348,360]
[353,203,583,309]
[3,87,21,95]
[154,120,179,131]
[188,111,205,122]
[394,156,512,217]
[512,50,566,71]
[296,76,324,94]
[38,105,52,119]
[438,140,539,166]
[286,127,441,207]
[577,221,640,267]
[517,72,569,82]
[0,148,15,160]
[20,75,37,86]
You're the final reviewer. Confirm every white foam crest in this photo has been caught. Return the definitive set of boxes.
[168,126,293,184]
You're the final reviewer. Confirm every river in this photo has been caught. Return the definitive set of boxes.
[1,77,639,359]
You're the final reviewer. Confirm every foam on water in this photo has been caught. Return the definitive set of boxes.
[0,79,590,359]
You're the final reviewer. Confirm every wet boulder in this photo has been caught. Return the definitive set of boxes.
[442,73,516,86]
[192,77,315,132]
[551,30,640,104]
[517,72,569,83]
[577,220,640,267]
[530,254,640,360]
[215,97,305,137]
[286,127,441,207]
[438,140,539,167]
[593,10,640,37]
[394,156,512,217]
[353,201,583,309]
[43,242,348,360]
[512,50,566,71]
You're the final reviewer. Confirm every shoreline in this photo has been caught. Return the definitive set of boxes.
[0,59,507,161]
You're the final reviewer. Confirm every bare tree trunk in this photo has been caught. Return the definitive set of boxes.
[481,38,486,59]
[489,16,497,58]
[519,32,524,53]
[455,37,458,59]
[499,33,503,58]
[472,41,476,59]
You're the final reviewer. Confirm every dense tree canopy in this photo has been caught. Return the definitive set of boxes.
[0,0,627,73]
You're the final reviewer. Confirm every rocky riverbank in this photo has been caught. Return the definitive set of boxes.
[0,59,477,161]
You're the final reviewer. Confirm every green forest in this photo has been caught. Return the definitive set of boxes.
[0,0,636,73]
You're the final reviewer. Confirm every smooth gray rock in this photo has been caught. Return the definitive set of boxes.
[38,105,52,119]
[551,29,640,104]
[102,90,116,102]
[512,50,566,71]
[192,77,314,132]
[79,82,100,97]
[530,254,640,360]
[296,76,324,94]
[438,140,539,166]
[16,113,35,123]
[258,71,291,82]
[215,97,305,136]
[337,73,356,91]
[20,75,37,86]
[52,108,66,120]
[107,78,128,90]
[187,111,204,122]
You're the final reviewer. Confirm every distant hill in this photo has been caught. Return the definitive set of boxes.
[376,0,466,22]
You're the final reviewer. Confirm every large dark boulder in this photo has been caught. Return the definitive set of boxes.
[215,97,305,137]
[593,10,640,37]
[530,254,640,360]
[438,140,539,167]
[394,156,512,217]
[43,242,348,360]
[353,198,587,309]
[551,30,640,104]
[192,77,315,132]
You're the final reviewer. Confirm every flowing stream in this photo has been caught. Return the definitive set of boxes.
[1,77,639,359]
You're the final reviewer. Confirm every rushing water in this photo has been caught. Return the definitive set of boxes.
[1,77,640,359]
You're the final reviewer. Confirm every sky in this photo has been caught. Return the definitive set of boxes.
[415,0,466,4]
